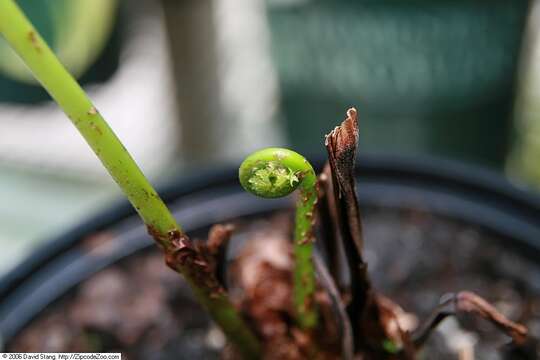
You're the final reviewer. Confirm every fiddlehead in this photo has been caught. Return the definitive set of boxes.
[239,147,319,329]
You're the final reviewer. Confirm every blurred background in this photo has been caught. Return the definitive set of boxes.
[0,0,539,275]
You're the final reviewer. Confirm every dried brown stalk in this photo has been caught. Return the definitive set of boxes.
[413,291,528,348]
[324,108,371,318]
[324,108,412,357]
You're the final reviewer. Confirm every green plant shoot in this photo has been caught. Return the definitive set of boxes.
[239,147,319,329]
[0,1,260,357]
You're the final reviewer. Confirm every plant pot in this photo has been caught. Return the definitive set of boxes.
[0,155,539,358]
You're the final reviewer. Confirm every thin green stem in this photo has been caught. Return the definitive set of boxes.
[239,147,319,329]
[0,1,260,357]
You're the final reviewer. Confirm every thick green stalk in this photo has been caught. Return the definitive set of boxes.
[0,1,260,358]
[0,0,176,239]
[239,147,319,329]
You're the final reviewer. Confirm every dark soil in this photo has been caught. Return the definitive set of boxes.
[362,207,540,359]
[8,206,540,359]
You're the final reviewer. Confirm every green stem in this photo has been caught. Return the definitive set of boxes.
[0,0,175,240]
[0,1,260,358]
[239,147,319,329]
